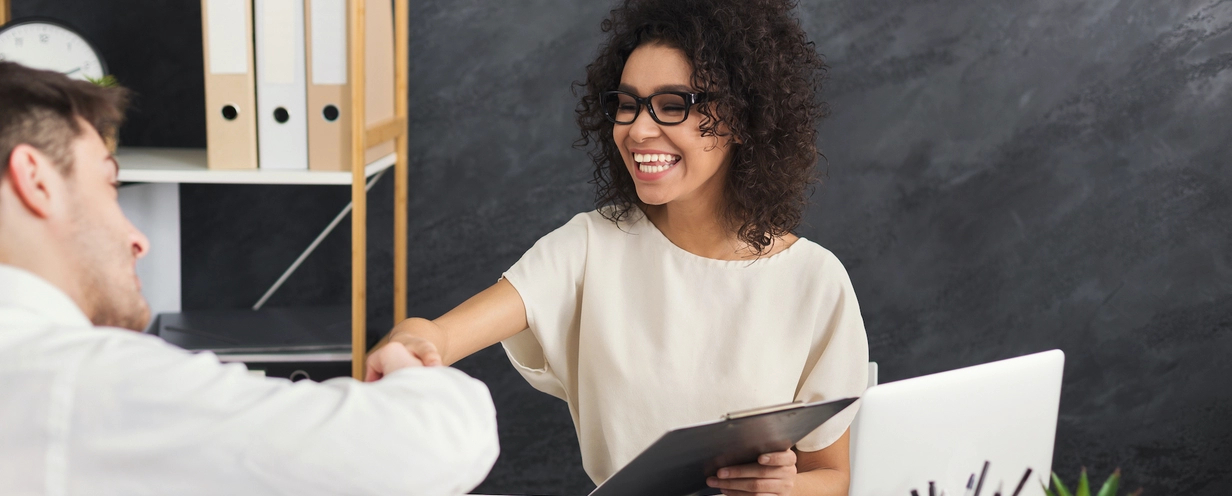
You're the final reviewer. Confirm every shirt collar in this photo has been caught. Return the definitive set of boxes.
[0,264,92,327]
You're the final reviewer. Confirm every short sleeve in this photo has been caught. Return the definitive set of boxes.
[500,213,590,402]
[793,255,870,452]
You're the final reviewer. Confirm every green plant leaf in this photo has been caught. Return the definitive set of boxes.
[1041,480,1056,496]
[1051,472,1074,496]
[84,74,118,87]
[1076,468,1091,496]
[1096,469,1121,496]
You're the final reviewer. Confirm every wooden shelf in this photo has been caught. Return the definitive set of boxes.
[116,147,396,185]
[114,0,409,380]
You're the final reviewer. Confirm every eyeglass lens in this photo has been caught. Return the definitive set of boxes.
[605,92,690,125]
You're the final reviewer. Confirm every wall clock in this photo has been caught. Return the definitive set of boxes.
[0,17,107,81]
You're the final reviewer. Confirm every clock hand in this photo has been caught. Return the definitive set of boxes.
[64,67,82,76]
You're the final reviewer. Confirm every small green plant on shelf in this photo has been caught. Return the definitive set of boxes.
[1044,468,1141,496]
[85,74,118,87]
[84,74,121,151]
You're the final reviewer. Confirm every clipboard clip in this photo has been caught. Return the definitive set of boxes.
[723,401,804,420]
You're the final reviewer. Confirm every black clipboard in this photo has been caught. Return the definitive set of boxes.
[588,397,858,496]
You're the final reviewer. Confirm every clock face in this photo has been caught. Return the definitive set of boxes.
[0,19,107,81]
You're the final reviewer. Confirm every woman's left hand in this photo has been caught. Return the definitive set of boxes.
[706,449,797,496]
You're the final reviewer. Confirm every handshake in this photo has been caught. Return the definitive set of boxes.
[364,318,447,381]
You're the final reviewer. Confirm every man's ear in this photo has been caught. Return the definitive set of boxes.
[4,144,58,219]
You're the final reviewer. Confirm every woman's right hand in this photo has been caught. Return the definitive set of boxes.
[365,319,445,381]
[388,329,444,367]
[370,278,529,370]
[364,342,424,381]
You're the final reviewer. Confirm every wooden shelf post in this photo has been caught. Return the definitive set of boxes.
[393,0,409,325]
[1,0,10,26]
[349,0,368,380]
[348,0,408,381]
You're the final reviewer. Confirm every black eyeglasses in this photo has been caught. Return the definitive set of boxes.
[600,90,709,125]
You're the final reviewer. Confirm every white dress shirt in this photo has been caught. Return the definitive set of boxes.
[0,264,499,496]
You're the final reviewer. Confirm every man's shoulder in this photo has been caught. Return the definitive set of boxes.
[1,320,119,349]
[30,322,173,349]
[0,321,200,377]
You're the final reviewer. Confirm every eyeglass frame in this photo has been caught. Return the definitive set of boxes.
[600,90,710,126]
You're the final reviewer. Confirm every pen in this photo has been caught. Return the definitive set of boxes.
[973,461,990,496]
[963,473,975,496]
[930,481,937,496]
[1011,468,1033,496]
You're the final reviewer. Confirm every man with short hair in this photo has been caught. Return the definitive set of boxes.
[0,61,499,494]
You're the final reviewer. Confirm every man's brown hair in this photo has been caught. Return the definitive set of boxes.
[0,61,130,176]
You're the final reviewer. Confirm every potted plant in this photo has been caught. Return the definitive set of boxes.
[1044,468,1141,496]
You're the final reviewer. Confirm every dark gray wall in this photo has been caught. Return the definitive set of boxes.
[10,0,1230,494]
[801,2,1232,494]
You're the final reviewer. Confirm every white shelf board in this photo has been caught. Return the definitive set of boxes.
[116,147,396,185]
[216,351,352,363]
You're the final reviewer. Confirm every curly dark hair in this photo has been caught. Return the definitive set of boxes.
[575,0,829,254]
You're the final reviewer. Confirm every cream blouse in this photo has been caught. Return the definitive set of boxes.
[501,208,869,483]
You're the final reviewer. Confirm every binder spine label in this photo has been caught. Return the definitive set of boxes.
[206,0,248,74]
[310,0,347,85]
[261,0,297,84]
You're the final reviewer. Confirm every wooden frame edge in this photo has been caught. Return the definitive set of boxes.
[393,0,408,324]
[364,117,404,148]
[349,0,369,381]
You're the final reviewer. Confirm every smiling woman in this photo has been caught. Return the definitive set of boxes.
[376,1,866,495]
[576,0,830,255]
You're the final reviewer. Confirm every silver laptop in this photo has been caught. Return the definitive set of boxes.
[850,350,1065,496]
